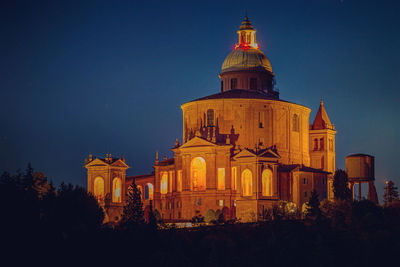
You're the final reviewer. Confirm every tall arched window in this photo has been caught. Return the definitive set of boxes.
[160,173,168,194]
[206,109,214,127]
[112,178,122,203]
[145,183,154,200]
[93,177,104,202]
[241,169,253,196]
[191,157,206,191]
[293,114,299,132]
[314,138,318,151]
[262,169,273,196]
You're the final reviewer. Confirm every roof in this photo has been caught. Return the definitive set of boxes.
[346,153,374,158]
[189,89,284,102]
[278,164,330,174]
[156,158,175,166]
[221,48,273,74]
[311,100,334,130]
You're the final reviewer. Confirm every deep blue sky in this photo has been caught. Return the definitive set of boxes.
[1,0,399,200]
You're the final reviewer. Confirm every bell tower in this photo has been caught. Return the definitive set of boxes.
[309,100,336,199]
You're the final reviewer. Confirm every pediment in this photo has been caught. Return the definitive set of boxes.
[85,158,108,167]
[110,159,130,168]
[258,149,281,159]
[179,136,218,149]
[232,149,257,159]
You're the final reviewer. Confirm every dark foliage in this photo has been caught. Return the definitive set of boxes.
[120,182,144,227]
[2,164,400,266]
[383,180,399,206]
[333,169,352,200]
[306,189,321,219]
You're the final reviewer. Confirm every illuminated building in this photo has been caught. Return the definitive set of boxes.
[85,16,336,223]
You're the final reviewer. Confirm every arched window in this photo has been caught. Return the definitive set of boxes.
[262,169,273,196]
[191,157,206,191]
[93,177,104,202]
[231,78,237,89]
[206,109,214,127]
[112,178,122,203]
[160,173,168,194]
[145,183,154,200]
[241,169,253,196]
[293,114,299,132]
[217,168,225,190]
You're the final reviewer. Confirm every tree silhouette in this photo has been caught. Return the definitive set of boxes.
[383,180,399,206]
[333,169,352,201]
[121,183,144,226]
[306,189,321,219]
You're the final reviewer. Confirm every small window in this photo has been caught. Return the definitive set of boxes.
[320,138,324,150]
[196,198,201,206]
[207,109,214,127]
[218,199,224,207]
[231,78,237,89]
[221,80,224,92]
[303,178,306,184]
[314,138,318,151]
[250,78,257,90]
[304,191,308,197]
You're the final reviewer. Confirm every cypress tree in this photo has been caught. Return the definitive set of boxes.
[121,183,144,226]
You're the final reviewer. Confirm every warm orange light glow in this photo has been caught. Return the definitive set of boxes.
[191,157,206,191]
[160,172,168,194]
[231,167,237,190]
[262,169,272,196]
[137,185,143,199]
[168,171,174,193]
[217,168,225,190]
[177,170,182,192]
[112,177,122,203]
[93,177,104,202]
[241,169,253,196]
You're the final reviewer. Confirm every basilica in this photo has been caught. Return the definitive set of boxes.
[84,16,336,223]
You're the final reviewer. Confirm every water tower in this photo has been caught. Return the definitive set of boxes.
[345,154,378,204]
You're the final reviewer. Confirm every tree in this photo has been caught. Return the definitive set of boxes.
[147,200,157,228]
[383,180,399,206]
[306,189,321,219]
[121,183,144,226]
[333,169,352,201]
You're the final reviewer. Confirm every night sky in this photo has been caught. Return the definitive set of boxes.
[1,0,399,201]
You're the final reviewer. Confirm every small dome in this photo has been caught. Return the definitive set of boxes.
[221,48,273,74]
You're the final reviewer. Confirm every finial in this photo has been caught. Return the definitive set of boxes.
[122,154,125,162]
[175,138,180,148]
[155,150,159,164]
[245,9,248,19]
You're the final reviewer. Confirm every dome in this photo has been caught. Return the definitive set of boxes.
[221,48,273,74]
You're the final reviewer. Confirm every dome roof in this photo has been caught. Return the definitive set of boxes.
[221,48,273,74]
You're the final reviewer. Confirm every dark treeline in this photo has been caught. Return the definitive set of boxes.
[1,165,400,266]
